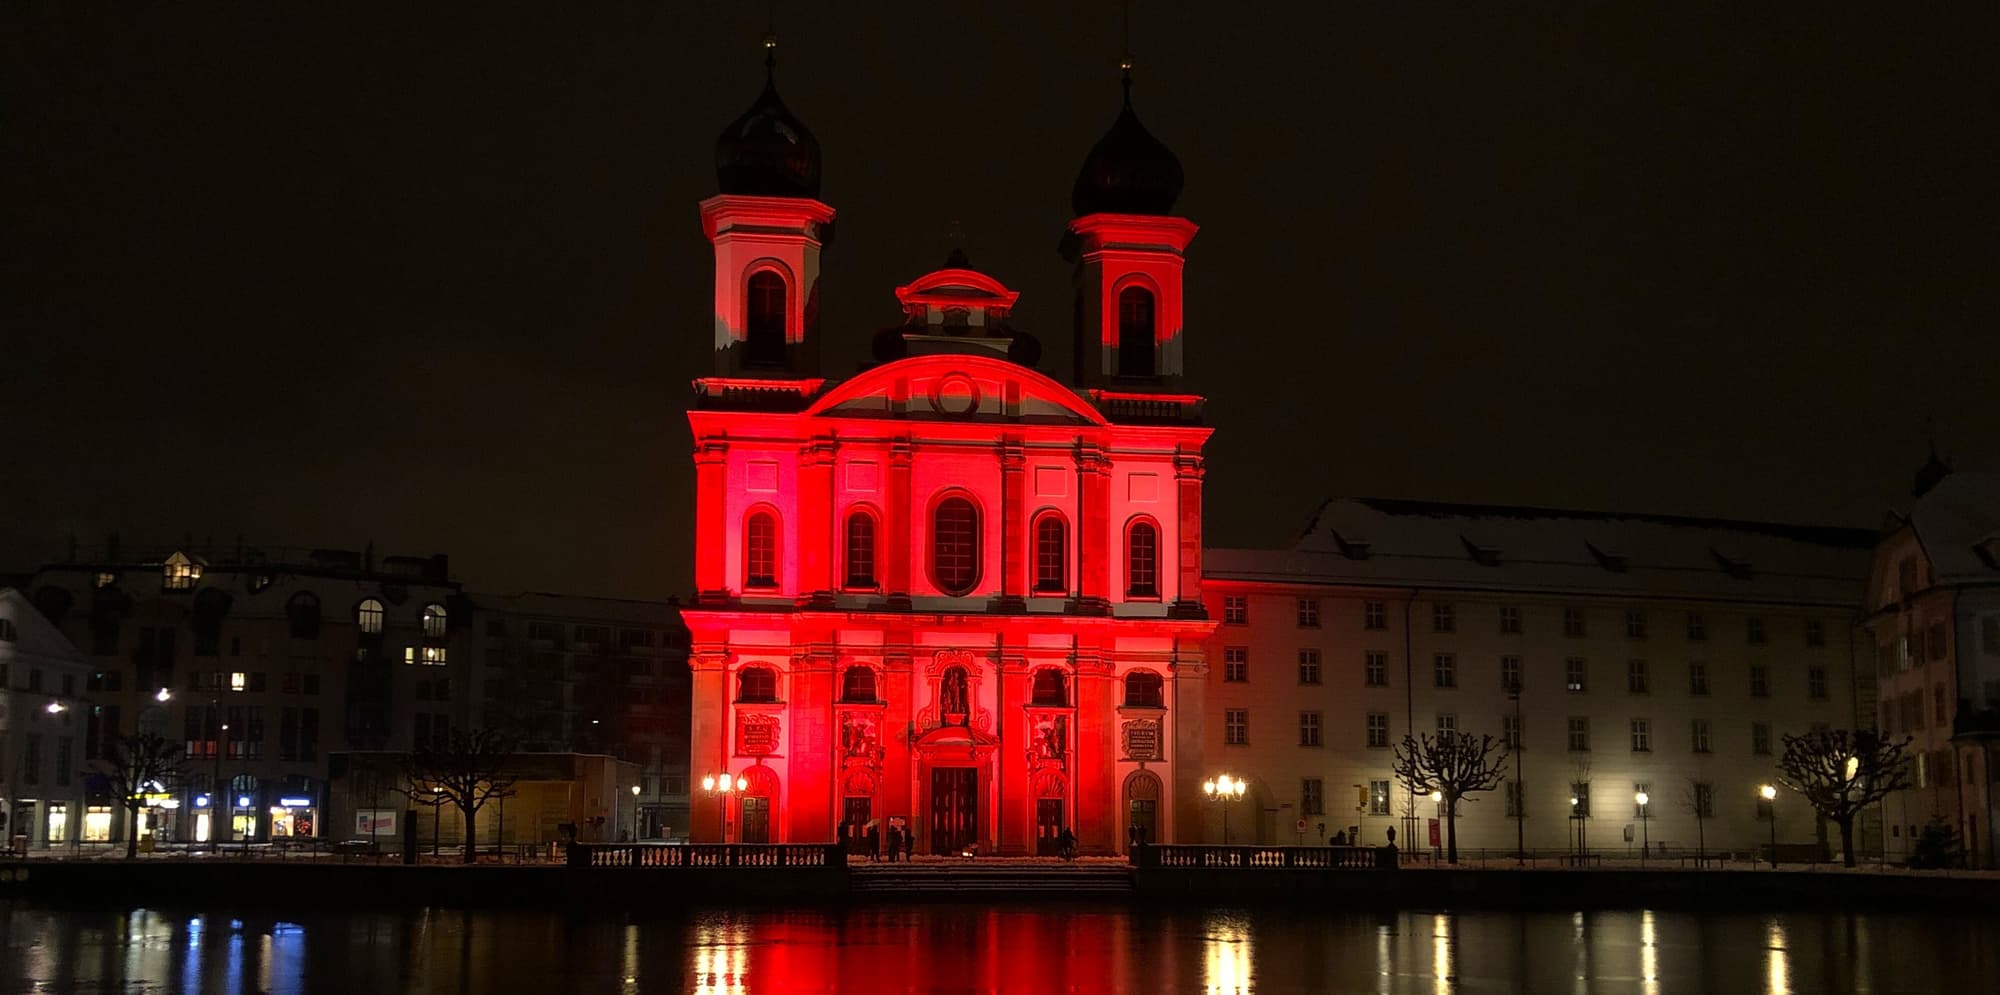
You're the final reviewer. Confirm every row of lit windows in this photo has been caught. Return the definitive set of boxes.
[1224,595,1827,647]
[1223,648,1828,700]
[731,664,1167,709]
[1225,708,1791,758]
[744,502,1162,599]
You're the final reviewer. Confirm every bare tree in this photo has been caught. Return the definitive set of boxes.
[400,727,518,864]
[1677,777,1712,863]
[1392,731,1510,863]
[1775,727,1912,868]
[93,731,181,859]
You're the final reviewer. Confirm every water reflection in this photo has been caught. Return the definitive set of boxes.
[0,900,1986,993]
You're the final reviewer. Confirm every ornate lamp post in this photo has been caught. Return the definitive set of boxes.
[1759,784,1779,868]
[702,773,746,843]
[630,784,642,841]
[1202,775,1247,844]
[1635,791,1650,866]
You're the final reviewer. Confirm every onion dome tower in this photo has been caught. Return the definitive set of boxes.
[1062,63,1198,390]
[699,39,836,383]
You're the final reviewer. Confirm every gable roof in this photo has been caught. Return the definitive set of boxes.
[0,587,86,663]
[1901,472,2000,587]
[1206,498,1875,607]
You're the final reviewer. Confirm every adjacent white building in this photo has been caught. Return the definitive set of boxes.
[0,588,93,849]
[1200,497,1876,859]
[1864,467,2000,866]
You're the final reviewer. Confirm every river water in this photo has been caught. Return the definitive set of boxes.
[3,902,1994,993]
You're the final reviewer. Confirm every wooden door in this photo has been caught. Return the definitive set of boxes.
[929,768,977,853]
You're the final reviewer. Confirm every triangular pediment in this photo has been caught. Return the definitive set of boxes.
[804,354,1107,426]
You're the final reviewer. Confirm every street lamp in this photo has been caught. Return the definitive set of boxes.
[155,687,173,703]
[45,701,66,714]
[1570,794,1587,862]
[1759,784,1779,868]
[630,784,642,841]
[1202,774,1248,844]
[702,773,746,843]
[1635,791,1651,866]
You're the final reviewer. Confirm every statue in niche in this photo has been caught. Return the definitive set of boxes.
[940,666,970,723]
[1033,715,1068,765]
[841,714,880,762]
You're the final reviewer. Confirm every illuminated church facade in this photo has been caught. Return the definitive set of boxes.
[684,52,1214,855]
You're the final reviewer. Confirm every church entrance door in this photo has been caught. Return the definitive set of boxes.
[929,767,978,854]
[1035,799,1064,856]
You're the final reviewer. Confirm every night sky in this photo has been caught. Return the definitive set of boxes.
[5,5,1994,600]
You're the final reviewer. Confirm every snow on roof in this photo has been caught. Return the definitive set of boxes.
[1206,497,1876,607]
[1903,472,2000,586]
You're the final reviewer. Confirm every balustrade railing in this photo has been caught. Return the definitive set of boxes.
[567,842,843,869]
[1132,844,1395,870]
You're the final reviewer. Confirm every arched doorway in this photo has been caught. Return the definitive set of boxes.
[739,765,778,844]
[1124,771,1162,850]
[1034,772,1068,856]
[841,769,877,854]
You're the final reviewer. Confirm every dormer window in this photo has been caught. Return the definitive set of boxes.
[745,270,787,367]
[1331,531,1372,560]
[163,552,200,591]
[1586,542,1629,573]
[1461,537,1502,567]
[1712,549,1754,580]
[1116,285,1156,377]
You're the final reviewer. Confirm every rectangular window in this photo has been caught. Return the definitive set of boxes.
[1689,661,1709,695]
[1297,649,1322,686]
[229,671,247,692]
[1567,717,1591,752]
[1364,651,1388,687]
[1368,779,1391,816]
[1299,712,1322,747]
[1297,598,1320,628]
[1301,778,1324,816]
[54,737,72,787]
[1366,712,1389,748]
[1436,713,1457,737]
[1506,781,1526,817]
[850,514,880,588]
[1807,666,1827,700]
[1747,616,1767,645]
[1686,613,1707,641]
[1571,781,1591,817]
[1928,620,1947,660]
[1627,658,1649,694]
[1225,709,1248,746]
[1223,596,1248,625]
[1565,657,1588,693]
[1625,609,1648,640]
[1805,619,1825,647]
[1630,718,1651,752]
[1500,655,1522,693]
[1691,719,1712,753]
[1563,607,1587,638]
[1433,653,1457,689]
[1363,601,1386,631]
[1749,665,1769,697]
[1751,721,1772,756]
[1934,685,1947,725]
[1693,782,1715,818]
[1223,647,1248,683]
[1499,604,1521,634]
[1503,713,1522,750]
[1433,602,1456,633]
[422,646,448,666]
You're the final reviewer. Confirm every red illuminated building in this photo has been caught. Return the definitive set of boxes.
[685,53,1213,855]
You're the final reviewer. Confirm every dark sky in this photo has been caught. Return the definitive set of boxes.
[4,4,1994,601]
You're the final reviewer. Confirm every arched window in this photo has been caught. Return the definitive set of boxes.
[356,598,384,635]
[286,592,321,640]
[845,511,877,588]
[421,603,448,640]
[1117,285,1156,377]
[744,512,778,589]
[1127,521,1159,598]
[931,497,980,595]
[1031,668,1068,707]
[840,665,877,703]
[746,270,787,367]
[1124,671,1164,708]
[737,666,779,703]
[1033,514,1067,594]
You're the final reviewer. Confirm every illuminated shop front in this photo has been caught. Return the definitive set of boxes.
[685,56,1214,854]
[83,805,115,843]
[269,796,317,838]
[44,802,68,844]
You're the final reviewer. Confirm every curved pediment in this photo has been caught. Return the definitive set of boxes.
[803,354,1109,426]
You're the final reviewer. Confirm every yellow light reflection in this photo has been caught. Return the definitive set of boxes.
[693,920,750,995]
[622,923,641,994]
[1765,919,1790,995]
[1376,923,1393,995]
[1433,914,1454,995]
[1640,910,1658,994]
[1202,915,1252,995]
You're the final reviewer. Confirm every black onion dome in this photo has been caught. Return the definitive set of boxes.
[715,59,822,199]
[1070,77,1183,216]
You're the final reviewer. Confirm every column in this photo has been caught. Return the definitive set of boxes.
[1170,450,1207,618]
[797,438,836,606]
[1076,444,1112,615]
[689,656,729,842]
[693,441,729,603]
[885,438,913,609]
[1074,641,1117,854]
[996,440,1027,611]
[996,651,1031,855]
[786,646,837,843]
[1170,640,1208,845]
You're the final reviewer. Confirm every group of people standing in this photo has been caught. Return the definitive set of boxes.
[848,821,916,862]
